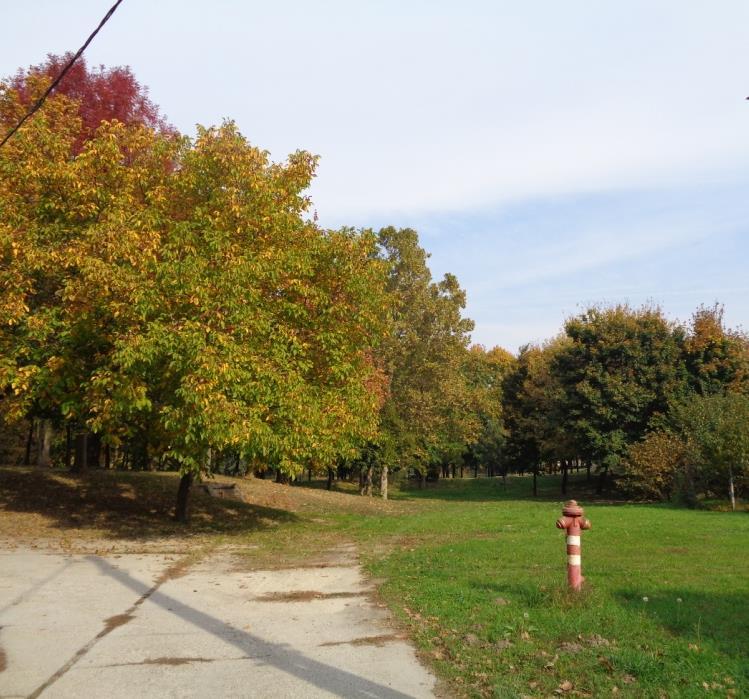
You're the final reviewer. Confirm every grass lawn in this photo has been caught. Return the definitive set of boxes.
[1,466,746,697]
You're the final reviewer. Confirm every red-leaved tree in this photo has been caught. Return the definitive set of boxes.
[9,52,174,150]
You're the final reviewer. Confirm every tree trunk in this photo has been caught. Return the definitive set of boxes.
[728,466,736,512]
[474,463,479,478]
[65,425,72,469]
[363,465,373,496]
[88,433,101,469]
[24,419,34,466]
[460,464,464,478]
[36,420,52,467]
[586,460,591,481]
[327,467,334,491]
[174,472,194,523]
[533,468,538,497]
[380,465,388,500]
[418,471,424,489]
[451,464,456,479]
[308,466,312,482]
[596,467,607,495]
[73,432,88,473]
[104,444,111,470]
[561,460,568,495]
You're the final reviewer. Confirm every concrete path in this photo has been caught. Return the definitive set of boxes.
[0,545,438,698]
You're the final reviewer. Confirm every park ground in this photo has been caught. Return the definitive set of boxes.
[0,467,747,698]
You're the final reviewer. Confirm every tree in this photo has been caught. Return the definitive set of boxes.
[7,53,172,152]
[373,227,476,489]
[622,430,687,501]
[668,393,749,510]
[683,304,749,396]
[1,55,175,469]
[463,345,515,477]
[553,305,687,486]
[0,74,389,520]
[502,338,573,494]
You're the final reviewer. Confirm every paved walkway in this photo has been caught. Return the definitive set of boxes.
[0,546,438,698]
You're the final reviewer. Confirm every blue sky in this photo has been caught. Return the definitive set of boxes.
[3,1,748,351]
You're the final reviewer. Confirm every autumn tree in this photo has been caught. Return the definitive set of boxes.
[502,337,574,494]
[683,304,749,396]
[462,345,515,478]
[373,227,476,490]
[8,53,172,151]
[669,393,749,509]
[0,74,388,520]
[552,305,688,489]
[621,430,687,501]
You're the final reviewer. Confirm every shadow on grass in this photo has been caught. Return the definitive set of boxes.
[295,472,635,506]
[615,588,749,661]
[391,473,632,505]
[470,577,749,664]
[0,466,298,540]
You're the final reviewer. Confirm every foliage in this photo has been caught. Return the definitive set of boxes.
[621,430,687,500]
[0,81,388,483]
[7,53,173,151]
[461,345,515,473]
[553,304,687,470]
[502,337,573,473]
[683,303,749,396]
[373,227,477,478]
[669,392,749,504]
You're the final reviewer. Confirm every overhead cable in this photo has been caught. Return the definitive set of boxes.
[0,0,125,150]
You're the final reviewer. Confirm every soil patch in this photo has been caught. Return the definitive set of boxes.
[255,590,366,602]
[102,614,133,633]
[320,633,404,647]
[143,656,214,666]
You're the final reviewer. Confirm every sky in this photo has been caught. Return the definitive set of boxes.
[3,1,748,351]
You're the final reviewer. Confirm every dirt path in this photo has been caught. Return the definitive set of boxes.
[0,544,438,698]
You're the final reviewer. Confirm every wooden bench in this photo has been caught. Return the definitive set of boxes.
[198,483,237,498]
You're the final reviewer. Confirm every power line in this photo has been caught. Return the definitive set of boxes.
[0,0,125,150]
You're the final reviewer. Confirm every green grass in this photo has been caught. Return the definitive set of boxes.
[330,477,749,698]
[1,466,746,696]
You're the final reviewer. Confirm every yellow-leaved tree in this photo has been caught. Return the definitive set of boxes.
[0,80,389,521]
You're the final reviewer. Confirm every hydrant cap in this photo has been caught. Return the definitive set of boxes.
[562,500,584,518]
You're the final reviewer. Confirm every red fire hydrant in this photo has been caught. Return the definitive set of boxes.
[555,500,591,591]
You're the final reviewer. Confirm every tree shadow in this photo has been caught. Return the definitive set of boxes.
[392,473,632,505]
[470,578,749,663]
[615,588,749,661]
[0,466,298,540]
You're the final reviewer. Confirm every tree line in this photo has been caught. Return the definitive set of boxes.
[501,304,749,509]
[1,56,747,518]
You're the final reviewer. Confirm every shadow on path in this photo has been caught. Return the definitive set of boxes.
[0,557,74,616]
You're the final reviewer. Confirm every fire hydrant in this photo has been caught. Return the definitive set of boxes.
[555,500,591,591]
